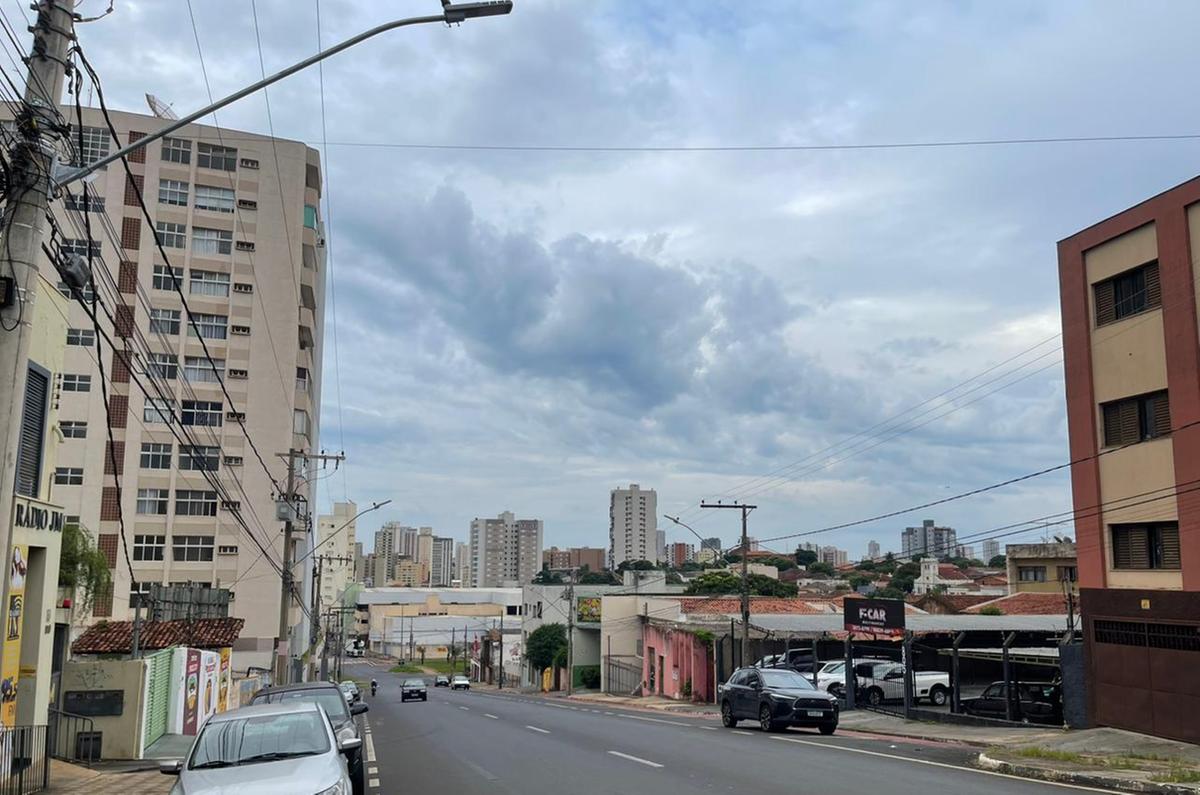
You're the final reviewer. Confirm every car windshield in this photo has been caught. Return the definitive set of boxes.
[189,712,329,769]
[820,662,845,675]
[404,679,425,686]
[759,670,816,689]
[339,683,354,691]
[274,689,350,724]
[453,676,468,681]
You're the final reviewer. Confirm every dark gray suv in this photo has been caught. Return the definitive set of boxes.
[718,667,839,734]
[250,680,369,794]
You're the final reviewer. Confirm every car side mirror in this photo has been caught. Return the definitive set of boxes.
[351,702,369,715]
[338,737,363,755]
[159,760,183,776]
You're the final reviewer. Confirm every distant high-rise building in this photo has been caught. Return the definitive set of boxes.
[656,529,666,564]
[316,501,358,608]
[416,527,434,583]
[901,519,957,559]
[430,536,454,586]
[702,537,722,557]
[469,511,543,587]
[982,539,1001,562]
[543,547,607,572]
[820,546,848,567]
[667,542,695,568]
[867,540,881,561]
[393,557,423,587]
[609,484,658,568]
[454,541,470,585]
[375,522,420,583]
[955,544,976,561]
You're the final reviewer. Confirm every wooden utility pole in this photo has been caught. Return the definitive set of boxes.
[700,501,756,668]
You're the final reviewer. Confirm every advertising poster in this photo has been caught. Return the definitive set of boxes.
[217,648,231,713]
[843,597,906,637]
[1,545,28,727]
[576,596,601,623]
[199,651,219,725]
[182,649,201,734]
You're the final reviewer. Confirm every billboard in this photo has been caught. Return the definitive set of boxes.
[576,597,601,623]
[843,597,905,637]
[0,545,27,727]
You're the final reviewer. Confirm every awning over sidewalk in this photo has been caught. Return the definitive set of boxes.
[936,646,1061,667]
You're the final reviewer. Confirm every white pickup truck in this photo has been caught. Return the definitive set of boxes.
[854,661,950,707]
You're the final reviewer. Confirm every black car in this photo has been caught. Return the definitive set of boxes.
[250,680,369,795]
[718,667,839,734]
[402,678,428,702]
[961,681,1063,725]
[434,675,450,687]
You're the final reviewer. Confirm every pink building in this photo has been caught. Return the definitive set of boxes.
[641,621,716,703]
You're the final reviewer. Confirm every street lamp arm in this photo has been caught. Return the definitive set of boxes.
[296,499,392,564]
[56,6,503,187]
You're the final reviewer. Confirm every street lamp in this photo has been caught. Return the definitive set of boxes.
[54,1,514,188]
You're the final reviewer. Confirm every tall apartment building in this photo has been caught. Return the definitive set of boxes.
[316,501,357,609]
[820,546,849,567]
[867,540,881,561]
[543,546,606,572]
[608,483,657,568]
[469,511,543,587]
[667,542,695,568]
[392,558,423,587]
[982,539,1001,562]
[900,519,957,559]
[1058,177,1200,743]
[430,536,454,586]
[373,522,419,584]
[455,541,470,586]
[38,107,326,673]
[416,527,434,581]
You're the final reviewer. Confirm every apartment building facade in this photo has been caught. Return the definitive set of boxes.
[1005,543,1077,595]
[42,108,326,673]
[608,483,657,568]
[666,542,695,568]
[1058,176,1200,743]
[900,519,957,559]
[316,501,357,608]
[430,536,454,587]
[543,546,606,572]
[469,512,543,587]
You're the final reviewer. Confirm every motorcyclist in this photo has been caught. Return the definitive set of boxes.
[370,679,378,697]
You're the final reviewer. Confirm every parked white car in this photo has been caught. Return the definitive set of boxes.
[813,658,890,696]
[854,661,950,706]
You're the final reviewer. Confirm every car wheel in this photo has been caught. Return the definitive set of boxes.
[759,705,778,732]
[818,722,837,736]
[866,688,883,707]
[929,686,948,707]
[721,701,737,728]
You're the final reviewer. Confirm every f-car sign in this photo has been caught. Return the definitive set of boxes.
[843,597,905,637]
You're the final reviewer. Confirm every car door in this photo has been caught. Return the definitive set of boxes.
[739,671,762,718]
[972,684,1005,718]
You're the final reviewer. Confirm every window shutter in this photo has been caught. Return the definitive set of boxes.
[120,217,141,250]
[108,394,128,428]
[111,349,131,384]
[104,440,125,475]
[118,260,138,293]
[124,173,144,207]
[1119,400,1140,444]
[1102,402,1123,447]
[97,533,118,567]
[1144,261,1162,309]
[1095,279,1116,326]
[128,131,146,164]
[1126,526,1149,568]
[1152,391,1171,437]
[1159,526,1181,568]
[16,366,49,497]
[115,304,135,338]
[100,486,121,521]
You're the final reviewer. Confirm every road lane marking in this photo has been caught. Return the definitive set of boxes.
[365,733,377,763]
[368,766,378,774]
[464,759,498,781]
[525,725,551,734]
[368,778,380,788]
[459,706,470,711]
[733,730,754,736]
[700,726,718,730]
[620,714,691,727]
[604,711,614,715]
[484,713,499,719]
[608,751,663,768]
[767,737,1120,793]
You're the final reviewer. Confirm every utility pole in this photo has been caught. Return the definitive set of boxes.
[701,501,756,668]
[565,571,575,696]
[0,1,75,637]
[275,449,344,684]
[309,554,352,680]
[498,611,504,689]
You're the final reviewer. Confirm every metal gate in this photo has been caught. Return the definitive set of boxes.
[142,649,172,749]
[603,656,642,696]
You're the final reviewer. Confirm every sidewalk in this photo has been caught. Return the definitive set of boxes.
[45,760,171,795]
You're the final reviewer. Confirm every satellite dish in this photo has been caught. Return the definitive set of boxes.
[146,93,178,120]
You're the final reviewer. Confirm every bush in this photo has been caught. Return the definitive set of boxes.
[578,665,601,690]
[979,605,1004,616]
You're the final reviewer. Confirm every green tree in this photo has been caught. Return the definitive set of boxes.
[855,560,877,572]
[874,586,907,601]
[617,559,659,573]
[58,523,112,612]
[847,572,874,590]
[760,556,795,572]
[665,570,684,584]
[807,562,835,576]
[979,605,1004,616]
[526,623,567,673]
[987,555,1006,568]
[579,570,618,585]
[533,565,564,585]
[795,548,818,567]
[683,571,797,597]
[748,574,798,597]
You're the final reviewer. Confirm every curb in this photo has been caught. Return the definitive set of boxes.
[835,721,994,748]
[977,753,1200,795]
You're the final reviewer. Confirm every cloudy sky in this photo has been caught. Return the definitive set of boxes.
[63,0,1200,558]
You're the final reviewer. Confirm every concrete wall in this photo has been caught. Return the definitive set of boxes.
[61,658,148,760]
[642,623,715,702]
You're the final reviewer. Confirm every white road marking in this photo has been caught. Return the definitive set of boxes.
[464,759,498,781]
[604,711,614,715]
[768,737,1122,793]
[368,778,380,788]
[732,730,755,736]
[619,714,691,727]
[525,725,551,734]
[607,751,664,768]
[459,706,470,711]
[368,766,378,774]
[700,726,718,731]
[484,713,499,719]
[365,733,377,763]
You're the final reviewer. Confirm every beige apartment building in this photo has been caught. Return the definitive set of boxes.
[609,483,657,568]
[1005,543,1077,594]
[316,501,357,608]
[42,107,326,673]
[469,511,543,587]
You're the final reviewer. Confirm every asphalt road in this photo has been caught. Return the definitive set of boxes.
[344,662,1113,795]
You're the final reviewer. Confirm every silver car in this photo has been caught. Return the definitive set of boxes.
[161,700,361,795]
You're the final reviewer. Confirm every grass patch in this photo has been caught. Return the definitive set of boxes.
[389,664,424,674]
[421,659,467,675]
[1014,747,1086,764]
[1151,768,1200,784]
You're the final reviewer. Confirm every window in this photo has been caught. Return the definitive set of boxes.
[189,270,230,297]
[183,356,224,383]
[149,308,181,335]
[1058,566,1077,583]
[61,238,102,259]
[303,204,318,229]
[192,227,233,256]
[233,282,253,294]
[71,125,111,167]
[1111,523,1181,570]
[140,442,172,469]
[173,534,215,560]
[182,400,223,427]
[66,328,95,346]
[53,467,83,485]
[155,221,187,249]
[296,367,309,392]
[218,545,238,555]
[57,281,95,302]
[239,157,259,169]
[188,313,227,340]
[64,193,104,212]
[293,409,309,436]
[194,185,235,213]
[231,324,251,335]
[60,420,87,438]
[143,398,175,424]
[136,487,169,515]
[152,264,183,291]
[133,535,165,562]
[61,374,91,392]
[158,178,189,206]
[1094,261,1160,326]
[161,137,192,164]
[224,455,243,467]
[1017,566,1047,582]
[1102,390,1170,447]
[197,143,237,171]
[179,445,220,472]
[175,491,217,518]
[146,352,178,380]
[130,581,159,608]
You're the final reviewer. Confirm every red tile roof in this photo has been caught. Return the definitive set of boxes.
[937,564,971,580]
[72,617,245,655]
[908,593,996,613]
[679,597,840,615]
[977,574,1009,586]
[963,592,1070,615]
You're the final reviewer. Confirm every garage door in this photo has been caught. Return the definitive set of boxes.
[143,649,172,749]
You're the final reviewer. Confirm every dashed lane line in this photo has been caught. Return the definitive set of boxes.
[484,713,500,719]
[368,778,380,788]
[365,732,377,763]
[732,730,755,736]
[459,706,470,711]
[607,751,664,769]
[525,725,551,734]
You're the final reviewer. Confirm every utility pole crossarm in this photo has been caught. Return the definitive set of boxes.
[699,501,757,669]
